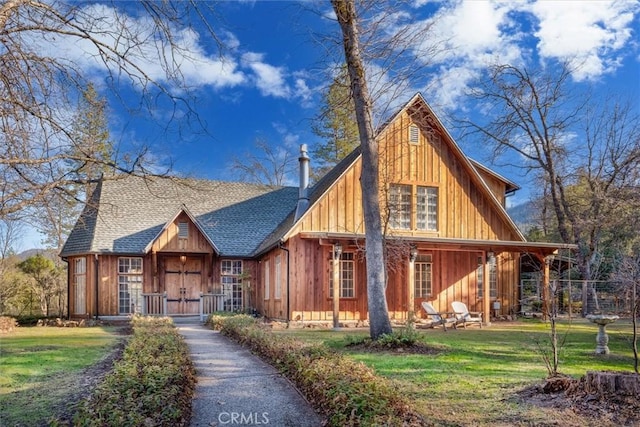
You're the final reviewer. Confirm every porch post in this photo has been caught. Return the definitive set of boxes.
[542,256,550,321]
[332,243,342,329]
[408,246,418,323]
[483,252,491,326]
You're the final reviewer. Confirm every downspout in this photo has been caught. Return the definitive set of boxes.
[94,254,99,320]
[278,241,290,324]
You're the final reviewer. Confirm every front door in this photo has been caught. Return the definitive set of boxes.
[164,256,202,315]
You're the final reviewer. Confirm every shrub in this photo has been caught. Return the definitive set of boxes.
[0,316,17,333]
[215,315,423,426]
[73,316,195,427]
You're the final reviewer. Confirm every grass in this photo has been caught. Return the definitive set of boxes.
[0,326,123,426]
[276,318,637,426]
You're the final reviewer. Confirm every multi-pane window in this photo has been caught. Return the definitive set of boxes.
[274,255,282,299]
[221,260,243,311]
[477,255,497,298]
[74,258,86,315]
[414,254,432,298]
[329,252,355,298]
[118,257,142,315]
[389,184,411,229]
[389,184,438,231]
[416,186,438,231]
[264,260,270,300]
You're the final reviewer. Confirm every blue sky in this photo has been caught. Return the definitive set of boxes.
[19,0,640,250]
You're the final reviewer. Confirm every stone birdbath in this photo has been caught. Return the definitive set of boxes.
[586,314,619,355]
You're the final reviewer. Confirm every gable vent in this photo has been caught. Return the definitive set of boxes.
[409,125,419,144]
[178,221,189,239]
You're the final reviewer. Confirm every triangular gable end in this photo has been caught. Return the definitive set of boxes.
[284,92,525,243]
[144,204,220,255]
[401,93,526,242]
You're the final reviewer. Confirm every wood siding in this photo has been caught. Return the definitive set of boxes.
[291,110,521,243]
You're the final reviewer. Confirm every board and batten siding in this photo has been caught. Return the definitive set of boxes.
[291,110,520,243]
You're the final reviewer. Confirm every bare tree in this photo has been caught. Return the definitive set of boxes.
[461,63,640,313]
[613,254,640,374]
[230,139,297,187]
[0,1,220,219]
[331,0,392,339]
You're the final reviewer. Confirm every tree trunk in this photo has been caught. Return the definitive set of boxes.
[332,0,392,339]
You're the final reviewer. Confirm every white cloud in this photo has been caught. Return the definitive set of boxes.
[528,0,639,81]
[241,52,291,98]
[32,3,246,91]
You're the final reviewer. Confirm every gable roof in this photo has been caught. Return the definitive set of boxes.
[60,176,298,258]
[266,93,525,248]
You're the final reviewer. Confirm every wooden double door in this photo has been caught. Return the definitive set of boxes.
[163,256,203,315]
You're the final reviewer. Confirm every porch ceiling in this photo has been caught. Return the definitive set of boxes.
[299,232,576,256]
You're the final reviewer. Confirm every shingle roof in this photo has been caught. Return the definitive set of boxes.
[60,175,299,258]
[253,145,363,256]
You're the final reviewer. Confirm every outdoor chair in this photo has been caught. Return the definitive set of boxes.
[451,301,483,328]
[420,302,457,331]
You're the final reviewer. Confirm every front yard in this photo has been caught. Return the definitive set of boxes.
[275,318,638,426]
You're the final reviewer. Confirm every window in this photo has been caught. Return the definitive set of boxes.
[389,184,411,230]
[414,254,432,298]
[264,260,270,300]
[74,258,86,315]
[409,125,419,144]
[329,252,355,298]
[178,221,189,239]
[389,184,438,231]
[274,255,282,299]
[416,186,438,231]
[118,257,142,314]
[221,260,243,311]
[477,255,497,298]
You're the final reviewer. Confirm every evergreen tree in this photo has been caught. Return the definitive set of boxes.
[311,65,359,181]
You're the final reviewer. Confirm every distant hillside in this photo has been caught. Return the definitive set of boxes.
[16,248,58,262]
[507,200,538,234]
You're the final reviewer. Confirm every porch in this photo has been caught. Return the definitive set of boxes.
[141,292,238,322]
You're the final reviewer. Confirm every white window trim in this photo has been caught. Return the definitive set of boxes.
[264,260,270,300]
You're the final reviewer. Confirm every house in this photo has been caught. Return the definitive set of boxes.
[60,93,573,324]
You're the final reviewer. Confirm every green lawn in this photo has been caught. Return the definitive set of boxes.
[277,318,637,426]
[0,326,123,426]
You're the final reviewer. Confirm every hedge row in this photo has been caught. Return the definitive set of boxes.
[73,316,196,427]
[210,315,425,426]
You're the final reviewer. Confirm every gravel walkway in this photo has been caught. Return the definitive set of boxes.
[176,321,323,427]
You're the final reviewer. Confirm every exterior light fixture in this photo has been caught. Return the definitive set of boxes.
[180,255,187,264]
[333,242,343,260]
[409,245,418,262]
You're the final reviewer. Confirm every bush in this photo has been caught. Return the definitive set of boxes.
[0,316,17,333]
[215,315,423,426]
[73,316,195,427]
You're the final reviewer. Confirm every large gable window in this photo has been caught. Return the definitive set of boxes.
[389,184,438,231]
[118,257,142,315]
[389,184,412,230]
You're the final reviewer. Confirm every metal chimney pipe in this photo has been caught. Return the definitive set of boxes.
[294,144,310,221]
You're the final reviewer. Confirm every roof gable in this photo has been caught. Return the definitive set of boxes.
[61,176,299,257]
[279,93,524,243]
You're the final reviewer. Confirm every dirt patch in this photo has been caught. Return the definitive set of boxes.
[513,375,640,427]
[346,341,442,355]
[51,326,130,425]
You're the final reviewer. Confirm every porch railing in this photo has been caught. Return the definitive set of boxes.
[200,293,226,322]
[142,292,167,316]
